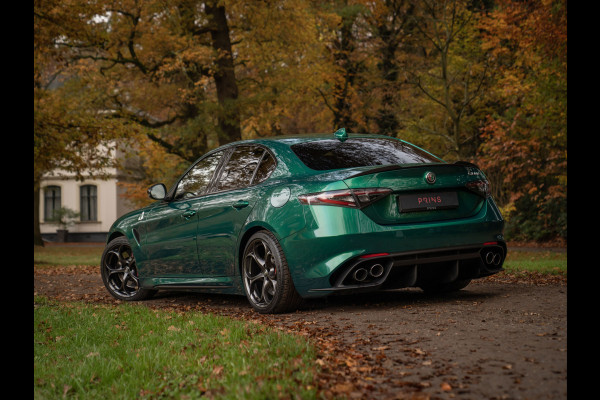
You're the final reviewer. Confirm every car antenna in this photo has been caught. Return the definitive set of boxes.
[334,127,348,142]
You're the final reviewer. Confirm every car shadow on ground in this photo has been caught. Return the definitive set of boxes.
[143,286,502,314]
[299,287,501,311]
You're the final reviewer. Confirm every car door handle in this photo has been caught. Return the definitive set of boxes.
[232,200,249,210]
[182,210,197,219]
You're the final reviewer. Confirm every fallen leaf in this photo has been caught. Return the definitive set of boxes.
[333,383,354,393]
[441,382,452,391]
[212,365,224,376]
[373,346,389,351]
[345,358,357,367]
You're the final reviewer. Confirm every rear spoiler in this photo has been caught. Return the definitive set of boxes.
[347,161,480,179]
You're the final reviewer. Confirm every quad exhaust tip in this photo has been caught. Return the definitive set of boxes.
[352,263,385,283]
[370,263,384,278]
[484,250,502,266]
[353,268,368,282]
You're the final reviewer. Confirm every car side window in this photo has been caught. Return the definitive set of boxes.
[174,151,223,200]
[214,146,265,192]
[252,151,276,185]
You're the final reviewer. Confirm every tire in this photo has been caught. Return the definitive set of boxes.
[100,236,156,301]
[419,279,472,294]
[241,231,302,314]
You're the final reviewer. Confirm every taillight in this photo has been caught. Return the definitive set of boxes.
[466,180,491,198]
[298,188,392,208]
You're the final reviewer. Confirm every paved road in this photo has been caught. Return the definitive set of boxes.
[292,282,567,399]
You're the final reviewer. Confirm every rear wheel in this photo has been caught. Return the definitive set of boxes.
[242,231,302,314]
[100,236,156,301]
[419,279,472,294]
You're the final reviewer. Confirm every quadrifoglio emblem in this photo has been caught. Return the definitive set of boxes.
[425,171,436,184]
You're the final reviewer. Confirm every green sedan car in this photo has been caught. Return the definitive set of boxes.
[101,130,505,313]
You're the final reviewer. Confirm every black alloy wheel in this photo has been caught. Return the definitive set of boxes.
[100,236,156,301]
[242,231,302,314]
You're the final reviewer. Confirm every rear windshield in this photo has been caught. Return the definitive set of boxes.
[290,138,442,171]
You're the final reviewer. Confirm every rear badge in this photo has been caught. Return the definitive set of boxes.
[425,171,436,184]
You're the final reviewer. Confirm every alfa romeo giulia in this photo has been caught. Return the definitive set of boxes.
[101,129,505,313]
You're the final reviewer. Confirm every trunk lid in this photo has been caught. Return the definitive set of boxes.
[342,163,486,224]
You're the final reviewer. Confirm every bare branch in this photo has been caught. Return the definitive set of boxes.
[316,87,337,116]
[413,77,449,112]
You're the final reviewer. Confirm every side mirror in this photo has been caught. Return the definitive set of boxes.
[147,183,167,200]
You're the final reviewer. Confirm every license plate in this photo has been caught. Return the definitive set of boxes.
[397,192,459,212]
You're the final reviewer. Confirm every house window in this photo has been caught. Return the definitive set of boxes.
[44,186,61,221]
[80,185,98,221]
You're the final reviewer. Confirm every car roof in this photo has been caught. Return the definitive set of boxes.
[202,133,400,174]
[227,132,396,147]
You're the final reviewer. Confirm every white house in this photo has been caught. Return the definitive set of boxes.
[39,147,139,243]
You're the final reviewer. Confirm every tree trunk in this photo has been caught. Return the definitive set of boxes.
[34,178,44,246]
[205,2,241,144]
[331,15,359,133]
[376,38,400,135]
[372,0,418,136]
[56,229,69,243]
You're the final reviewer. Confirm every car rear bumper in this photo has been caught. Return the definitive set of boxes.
[281,197,505,298]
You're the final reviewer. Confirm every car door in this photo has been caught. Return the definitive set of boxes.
[143,151,225,277]
[195,145,277,278]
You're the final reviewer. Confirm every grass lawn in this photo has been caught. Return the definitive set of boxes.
[503,249,567,275]
[34,296,317,399]
[35,244,320,398]
[34,245,104,267]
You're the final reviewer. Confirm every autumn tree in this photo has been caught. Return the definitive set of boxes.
[34,0,132,245]
[34,0,334,205]
[401,0,492,160]
[34,0,252,170]
[228,0,333,136]
[361,0,418,136]
[34,0,566,243]
[311,0,371,133]
[476,0,567,241]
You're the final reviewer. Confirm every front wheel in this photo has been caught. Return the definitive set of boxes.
[100,236,156,301]
[242,231,302,314]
